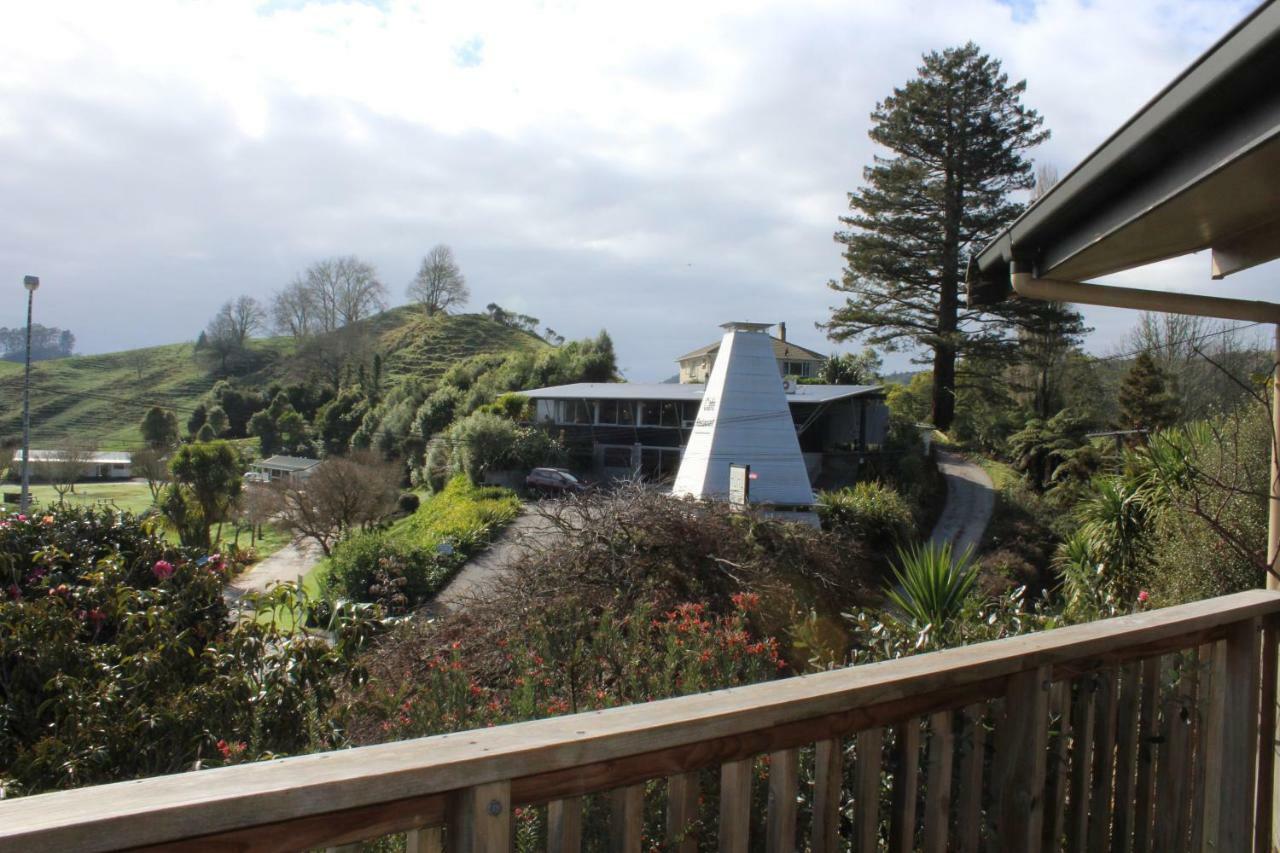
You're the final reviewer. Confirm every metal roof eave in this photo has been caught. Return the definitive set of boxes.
[969,0,1280,304]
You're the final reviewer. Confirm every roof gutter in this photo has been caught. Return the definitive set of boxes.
[1008,265,1280,324]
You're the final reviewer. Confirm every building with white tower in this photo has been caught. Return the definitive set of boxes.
[670,322,816,511]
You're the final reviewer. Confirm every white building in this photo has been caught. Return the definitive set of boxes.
[671,322,816,510]
[11,450,132,480]
[248,455,321,483]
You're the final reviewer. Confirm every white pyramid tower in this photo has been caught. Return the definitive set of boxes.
[672,322,815,507]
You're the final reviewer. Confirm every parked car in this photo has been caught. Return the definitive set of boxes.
[525,467,589,494]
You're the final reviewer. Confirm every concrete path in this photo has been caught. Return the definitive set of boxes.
[928,450,996,555]
[224,540,321,608]
[433,509,557,611]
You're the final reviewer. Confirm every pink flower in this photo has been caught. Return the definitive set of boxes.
[1137,590,1150,604]
[15,514,26,522]
[152,559,175,580]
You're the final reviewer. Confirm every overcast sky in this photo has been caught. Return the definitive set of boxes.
[1,0,1272,380]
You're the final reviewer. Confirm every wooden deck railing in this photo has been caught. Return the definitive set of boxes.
[3,589,1280,852]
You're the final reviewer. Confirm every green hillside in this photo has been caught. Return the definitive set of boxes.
[0,308,548,451]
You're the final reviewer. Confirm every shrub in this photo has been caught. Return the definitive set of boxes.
[397,493,421,514]
[883,541,978,636]
[326,532,450,610]
[816,482,914,551]
[0,506,383,796]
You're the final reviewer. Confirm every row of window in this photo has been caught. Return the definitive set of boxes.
[551,399,700,427]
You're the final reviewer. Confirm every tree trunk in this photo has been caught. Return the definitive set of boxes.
[932,344,956,430]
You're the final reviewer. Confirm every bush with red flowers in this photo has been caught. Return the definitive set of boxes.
[0,505,385,797]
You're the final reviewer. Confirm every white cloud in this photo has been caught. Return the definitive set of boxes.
[0,0,1266,383]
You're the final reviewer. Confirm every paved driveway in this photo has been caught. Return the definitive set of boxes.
[928,450,995,554]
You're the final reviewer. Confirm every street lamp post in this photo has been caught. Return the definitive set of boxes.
[19,275,39,515]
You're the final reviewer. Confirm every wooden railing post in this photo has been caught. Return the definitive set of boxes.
[447,781,511,853]
[1217,618,1261,852]
[1000,666,1050,853]
[811,739,843,853]
[610,785,644,853]
[855,728,884,853]
[1260,616,1279,853]
[547,798,582,853]
[667,773,699,853]
[719,758,753,853]
[766,749,799,853]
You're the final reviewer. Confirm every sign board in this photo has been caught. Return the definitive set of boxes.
[728,463,750,507]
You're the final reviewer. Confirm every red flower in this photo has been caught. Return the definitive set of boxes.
[1137,590,1150,604]
[216,739,231,759]
[152,560,175,580]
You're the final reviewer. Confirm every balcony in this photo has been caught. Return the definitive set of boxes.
[2,589,1277,852]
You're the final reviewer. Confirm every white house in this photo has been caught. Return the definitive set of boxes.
[11,450,133,480]
[248,455,321,483]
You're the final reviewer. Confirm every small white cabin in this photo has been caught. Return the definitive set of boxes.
[248,455,321,483]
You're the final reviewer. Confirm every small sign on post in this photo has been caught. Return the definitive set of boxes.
[728,463,750,508]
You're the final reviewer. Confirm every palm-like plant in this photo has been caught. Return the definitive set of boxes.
[884,541,979,632]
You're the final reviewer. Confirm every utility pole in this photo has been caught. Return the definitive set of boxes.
[19,275,39,515]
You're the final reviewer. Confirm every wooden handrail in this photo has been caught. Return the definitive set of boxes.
[2,589,1279,852]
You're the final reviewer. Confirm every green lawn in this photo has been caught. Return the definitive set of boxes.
[6,482,290,562]
[9,481,157,515]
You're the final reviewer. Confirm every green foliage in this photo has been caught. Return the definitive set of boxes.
[1117,351,1179,434]
[883,541,978,637]
[885,373,932,424]
[0,506,385,796]
[1073,475,1151,603]
[444,411,565,484]
[348,595,782,742]
[847,583,1055,660]
[1007,409,1094,491]
[389,476,520,553]
[817,349,882,385]
[328,477,520,608]
[326,532,451,612]
[816,482,914,551]
[165,441,243,548]
[315,387,369,456]
[826,42,1048,430]
[139,406,179,450]
[205,405,229,437]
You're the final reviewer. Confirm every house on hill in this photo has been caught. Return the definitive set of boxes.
[248,455,321,483]
[675,321,826,383]
[521,379,886,484]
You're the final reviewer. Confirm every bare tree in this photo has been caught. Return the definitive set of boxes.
[33,444,97,503]
[271,279,316,338]
[269,452,401,556]
[297,256,387,332]
[1121,312,1271,420]
[132,447,170,503]
[229,295,265,343]
[408,245,469,315]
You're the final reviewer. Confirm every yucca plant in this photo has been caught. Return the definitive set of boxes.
[884,540,978,633]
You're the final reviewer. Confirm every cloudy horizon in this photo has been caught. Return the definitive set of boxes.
[1,0,1272,381]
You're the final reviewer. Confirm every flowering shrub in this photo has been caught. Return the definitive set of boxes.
[343,593,782,740]
[0,506,385,797]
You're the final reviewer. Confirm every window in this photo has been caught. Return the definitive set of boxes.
[556,400,592,424]
[598,399,635,425]
[781,360,813,378]
[640,401,680,427]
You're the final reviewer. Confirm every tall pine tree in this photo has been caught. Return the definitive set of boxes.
[826,43,1051,430]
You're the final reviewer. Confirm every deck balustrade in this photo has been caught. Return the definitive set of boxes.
[2,589,1279,852]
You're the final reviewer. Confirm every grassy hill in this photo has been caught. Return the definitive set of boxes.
[0,308,548,451]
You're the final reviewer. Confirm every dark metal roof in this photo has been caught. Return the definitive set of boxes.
[969,0,1280,303]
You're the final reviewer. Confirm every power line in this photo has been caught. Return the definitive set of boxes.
[1084,321,1267,365]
